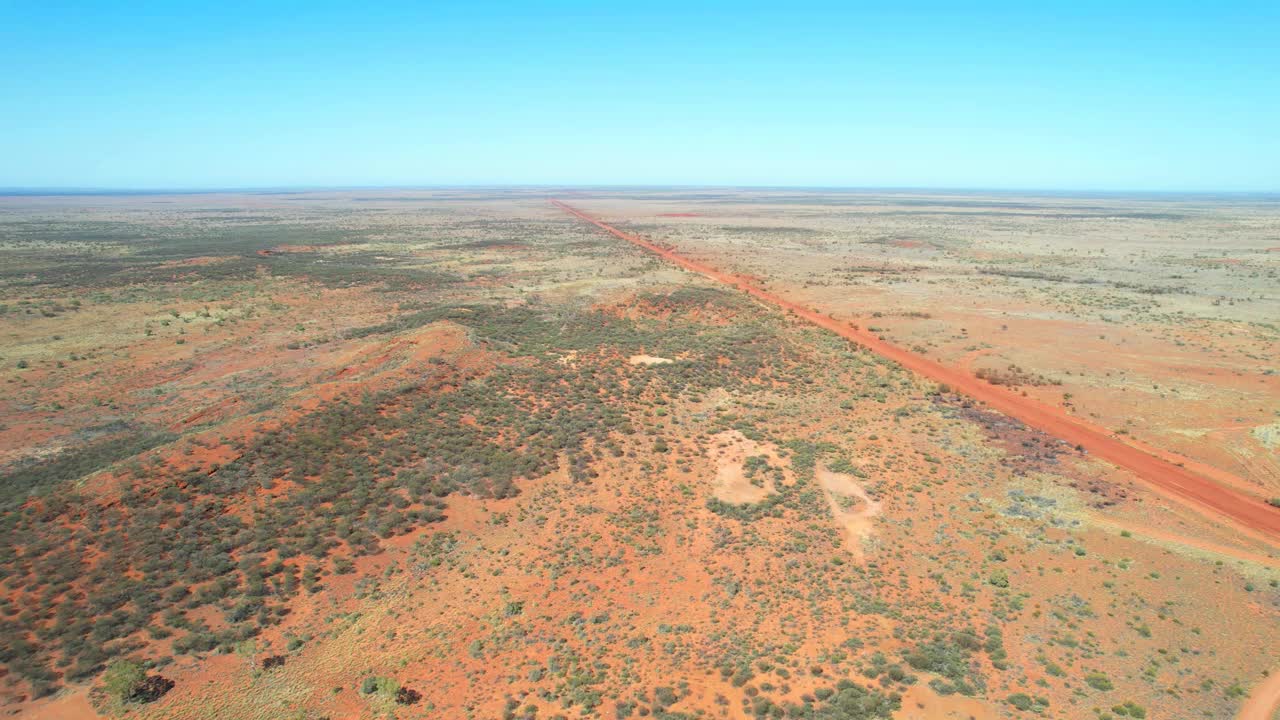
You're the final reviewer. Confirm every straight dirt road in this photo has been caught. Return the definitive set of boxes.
[552,199,1280,544]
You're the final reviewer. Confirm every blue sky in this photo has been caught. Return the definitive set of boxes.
[2,1,1276,191]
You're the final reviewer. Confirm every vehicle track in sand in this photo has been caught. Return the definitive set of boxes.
[1238,669,1280,720]
[552,199,1280,544]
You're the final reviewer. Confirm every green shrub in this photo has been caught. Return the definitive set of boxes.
[102,660,145,701]
[1112,701,1146,717]
[1085,672,1114,691]
[1007,693,1033,711]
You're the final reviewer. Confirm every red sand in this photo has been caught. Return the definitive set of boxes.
[553,200,1280,542]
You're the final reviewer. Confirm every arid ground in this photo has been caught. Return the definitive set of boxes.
[1,189,1277,720]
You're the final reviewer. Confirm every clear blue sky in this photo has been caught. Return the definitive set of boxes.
[2,1,1276,191]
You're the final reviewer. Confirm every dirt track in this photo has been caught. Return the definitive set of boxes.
[553,199,1280,543]
[1238,669,1280,720]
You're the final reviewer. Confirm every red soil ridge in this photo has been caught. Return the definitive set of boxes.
[552,199,1280,542]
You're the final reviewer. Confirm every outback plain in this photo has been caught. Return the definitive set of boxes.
[0,188,1277,720]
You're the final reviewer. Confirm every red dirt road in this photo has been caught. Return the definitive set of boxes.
[1238,669,1280,720]
[553,199,1280,543]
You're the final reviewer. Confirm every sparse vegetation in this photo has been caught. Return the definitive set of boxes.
[0,190,1274,720]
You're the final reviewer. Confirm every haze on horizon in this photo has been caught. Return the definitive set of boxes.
[2,0,1277,192]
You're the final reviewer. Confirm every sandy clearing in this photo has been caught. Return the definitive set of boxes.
[816,464,881,561]
[20,688,101,720]
[629,354,673,365]
[554,199,1280,543]
[708,430,784,504]
[158,255,236,268]
[897,678,998,719]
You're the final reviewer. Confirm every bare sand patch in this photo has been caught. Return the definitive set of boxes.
[20,688,100,720]
[816,464,881,561]
[897,679,998,720]
[629,354,673,365]
[707,430,788,504]
[159,255,236,268]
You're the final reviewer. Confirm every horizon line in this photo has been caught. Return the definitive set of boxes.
[2,183,1279,199]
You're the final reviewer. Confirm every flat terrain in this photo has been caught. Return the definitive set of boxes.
[0,189,1277,720]
[553,200,1280,541]
[570,191,1280,497]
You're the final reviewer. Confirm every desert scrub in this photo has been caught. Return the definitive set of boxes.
[902,628,1006,696]
[1084,671,1114,691]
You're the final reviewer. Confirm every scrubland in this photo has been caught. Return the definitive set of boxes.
[0,189,1276,720]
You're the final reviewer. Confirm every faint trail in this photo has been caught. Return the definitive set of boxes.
[552,199,1280,543]
[956,348,995,373]
[1092,517,1280,570]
